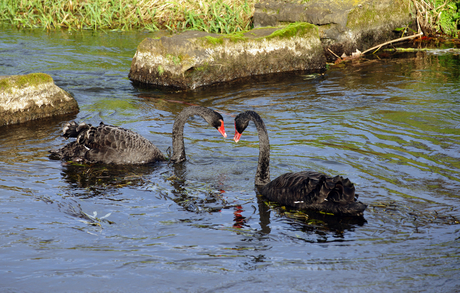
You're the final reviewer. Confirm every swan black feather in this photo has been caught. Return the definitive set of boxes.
[50,106,227,164]
[234,111,366,217]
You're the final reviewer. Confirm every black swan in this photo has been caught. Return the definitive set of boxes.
[50,106,227,164]
[233,111,366,217]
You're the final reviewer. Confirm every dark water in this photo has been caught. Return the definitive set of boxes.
[1,27,459,292]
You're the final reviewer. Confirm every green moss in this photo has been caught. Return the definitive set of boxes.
[166,54,182,65]
[0,73,53,92]
[174,56,181,65]
[347,0,410,29]
[193,64,209,71]
[18,73,53,87]
[199,22,318,47]
[204,35,224,45]
[0,79,9,90]
[158,65,164,76]
[202,31,246,45]
[265,22,317,40]
[347,7,379,28]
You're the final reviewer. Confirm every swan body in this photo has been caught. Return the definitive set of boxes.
[234,111,366,217]
[51,106,227,164]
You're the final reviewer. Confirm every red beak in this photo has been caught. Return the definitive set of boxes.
[218,120,227,138]
[234,131,242,143]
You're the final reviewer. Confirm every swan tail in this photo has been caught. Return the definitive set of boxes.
[62,121,91,139]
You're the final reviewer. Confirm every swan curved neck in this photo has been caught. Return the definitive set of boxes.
[244,111,271,186]
[170,106,215,163]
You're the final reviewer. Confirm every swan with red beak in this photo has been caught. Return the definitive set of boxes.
[233,110,366,217]
[51,106,227,164]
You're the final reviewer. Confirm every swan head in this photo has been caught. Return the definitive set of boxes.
[233,112,251,142]
[200,109,227,138]
[211,112,227,138]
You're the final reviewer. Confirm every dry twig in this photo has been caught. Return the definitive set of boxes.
[361,32,424,55]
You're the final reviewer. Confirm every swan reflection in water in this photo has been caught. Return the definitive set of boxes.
[256,195,367,241]
[54,160,227,206]
[53,158,366,241]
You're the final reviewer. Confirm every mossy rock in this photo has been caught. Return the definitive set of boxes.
[129,23,325,90]
[254,0,415,58]
[0,73,79,126]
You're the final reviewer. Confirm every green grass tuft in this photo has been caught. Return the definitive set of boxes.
[0,0,255,32]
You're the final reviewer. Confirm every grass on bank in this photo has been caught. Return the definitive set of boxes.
[0,0,459,38]
[0,0,255,33]
[413,0,460,37]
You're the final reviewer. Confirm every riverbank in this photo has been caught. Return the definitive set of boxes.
[1,0,459,38]
[0,0,254,33]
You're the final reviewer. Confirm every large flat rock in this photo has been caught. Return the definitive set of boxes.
[128,23,326,90]
[0,73,79,126]
[254,0,414,57]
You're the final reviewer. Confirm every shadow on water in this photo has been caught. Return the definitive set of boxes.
[0,113,77,140]
[0,114,78,168]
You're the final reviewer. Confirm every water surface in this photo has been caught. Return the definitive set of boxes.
[1,28,459,292]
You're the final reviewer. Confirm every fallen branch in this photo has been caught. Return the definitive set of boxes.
[384,47,460,52]
[361,32,424,55]
[329,32,425,65]
[327,48,340,59]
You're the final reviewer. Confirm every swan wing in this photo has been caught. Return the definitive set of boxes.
[259,171,365,216]
[81,124,165,164]
[52,122,165,164]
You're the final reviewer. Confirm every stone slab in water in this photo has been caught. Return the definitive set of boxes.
[254,0,415,57]
[0,73,79,126]
[128,23,326,90]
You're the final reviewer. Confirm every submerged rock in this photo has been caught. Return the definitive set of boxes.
[0,73,79,126]
[128,23,326,90]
